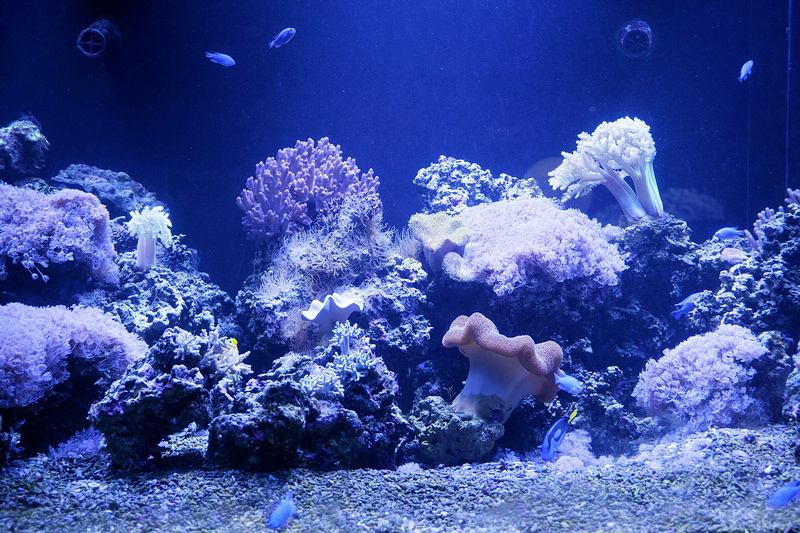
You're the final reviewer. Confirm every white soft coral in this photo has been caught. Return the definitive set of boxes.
[127,206,172,269]
[549,116,662,220]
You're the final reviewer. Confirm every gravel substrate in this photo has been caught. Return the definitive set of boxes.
[2,425,799,532]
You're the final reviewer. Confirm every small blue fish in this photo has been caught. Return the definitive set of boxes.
[266,490,297,529]
[205,51,235,67]
[714,227,746,240]
[269,28,296,49]
[541,411,575,461]
[738,60,753,83]
[767,480,800,508]
[671,292,703,320]
[555,372,583,395]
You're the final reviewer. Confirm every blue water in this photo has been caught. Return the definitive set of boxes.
[1,1,796,294]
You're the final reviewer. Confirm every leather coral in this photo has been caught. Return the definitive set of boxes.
[443,312,563,422]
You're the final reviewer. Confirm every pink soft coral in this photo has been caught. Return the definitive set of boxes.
[0,184,118,283]
[442,196,625,295]
[633,324,768,431]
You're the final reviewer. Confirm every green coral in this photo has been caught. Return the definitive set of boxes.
[407,212,470,272]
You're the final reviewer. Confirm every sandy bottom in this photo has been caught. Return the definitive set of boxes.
[1,425,799,532]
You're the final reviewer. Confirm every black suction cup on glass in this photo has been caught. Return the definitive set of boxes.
[77,19,120,59]
[618,20,653,58]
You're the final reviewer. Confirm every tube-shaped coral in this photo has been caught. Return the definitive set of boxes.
[127,206,172,269]
[549,116,662,220]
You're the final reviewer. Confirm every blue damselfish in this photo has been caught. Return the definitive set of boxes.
[266,490,297,529]
[767,480,800,508]
[555,372,583,395]
[269,28,296,49]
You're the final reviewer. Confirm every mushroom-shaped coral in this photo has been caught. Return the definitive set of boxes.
[443,312,563,422]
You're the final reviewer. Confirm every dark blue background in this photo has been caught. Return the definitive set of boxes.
[1,1,797,295]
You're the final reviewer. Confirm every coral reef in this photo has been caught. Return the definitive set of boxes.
[237,192,427,362]
[782,364,800,423]
[359,255,432,381]
[236,138,380,245]
[586,214,709,363]
[50,164,161,219]
[499,364,641,458]
[0,183,118,286]
[207,334,411,471]
[3,108,800,516]
[744,188,799,251]
[400,395,505,466]
[412,156,541,215]
[567,366,640,455]
[47,168,235,340]
[410,175,759,460]
[89,327,249,468]
[0,117,49,179]
[80,235,238,345]
[0,163,244,465]
[0,303,146,460]
[691,202,800,335]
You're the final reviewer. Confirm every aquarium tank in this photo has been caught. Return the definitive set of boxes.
[1,2,799,531]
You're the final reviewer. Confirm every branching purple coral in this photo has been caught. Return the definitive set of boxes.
[236,138,379,244]
[786,188,800,206]
[745,207,776,251]
[745,188,800,251]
